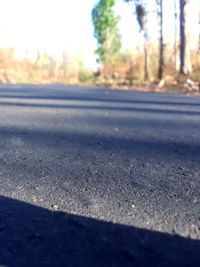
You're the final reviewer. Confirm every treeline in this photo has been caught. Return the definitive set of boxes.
[92,0,200,89]
[0,48,85,85]
[0,0,199,91]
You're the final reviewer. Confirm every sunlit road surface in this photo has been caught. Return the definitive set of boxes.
[0,84,199,266]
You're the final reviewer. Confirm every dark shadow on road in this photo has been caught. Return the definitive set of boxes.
[0,195,199,267]
[0,84,199,107]
[0,101,200,116]
[0,84,199,119]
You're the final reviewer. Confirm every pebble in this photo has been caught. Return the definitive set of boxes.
[51,205,59,210]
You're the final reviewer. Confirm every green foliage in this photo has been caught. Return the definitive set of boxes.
[92,0,121,62]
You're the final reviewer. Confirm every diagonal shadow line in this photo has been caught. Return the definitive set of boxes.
[0,101,200,116]
[0,195,199,267]
[0,93,199,107]
[0,81,199,106]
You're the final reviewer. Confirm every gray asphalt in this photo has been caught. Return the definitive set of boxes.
[0,84,199,266]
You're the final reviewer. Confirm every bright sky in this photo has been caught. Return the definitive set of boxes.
[0,0,199,66]
[0,0,98,55]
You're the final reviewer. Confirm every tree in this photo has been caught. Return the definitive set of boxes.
[92,0,121,66]
[156,0,164,80]
[179,0,192,75]
[198,6,200,56]
[124,0,149,81]
[174,0,179,71]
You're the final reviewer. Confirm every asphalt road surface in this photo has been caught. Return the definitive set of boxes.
[0,84,199,266]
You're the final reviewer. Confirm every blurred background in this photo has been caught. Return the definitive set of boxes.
[0,0,199,92]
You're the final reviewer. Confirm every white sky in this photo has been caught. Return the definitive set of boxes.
[0,0,199,66]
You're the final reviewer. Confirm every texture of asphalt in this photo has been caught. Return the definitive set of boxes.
[0,84,199,266]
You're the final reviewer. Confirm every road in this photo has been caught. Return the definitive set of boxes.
[0,84,199,266]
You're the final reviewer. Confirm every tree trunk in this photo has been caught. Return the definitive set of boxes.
[174,0,179,71]
[133,1,149,81]
[144,30,149,81]
[179,0,192,75]
[198,3,200,55]
[158,0,164,80]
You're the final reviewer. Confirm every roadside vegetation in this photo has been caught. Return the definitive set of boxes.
[0,0,199,95]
